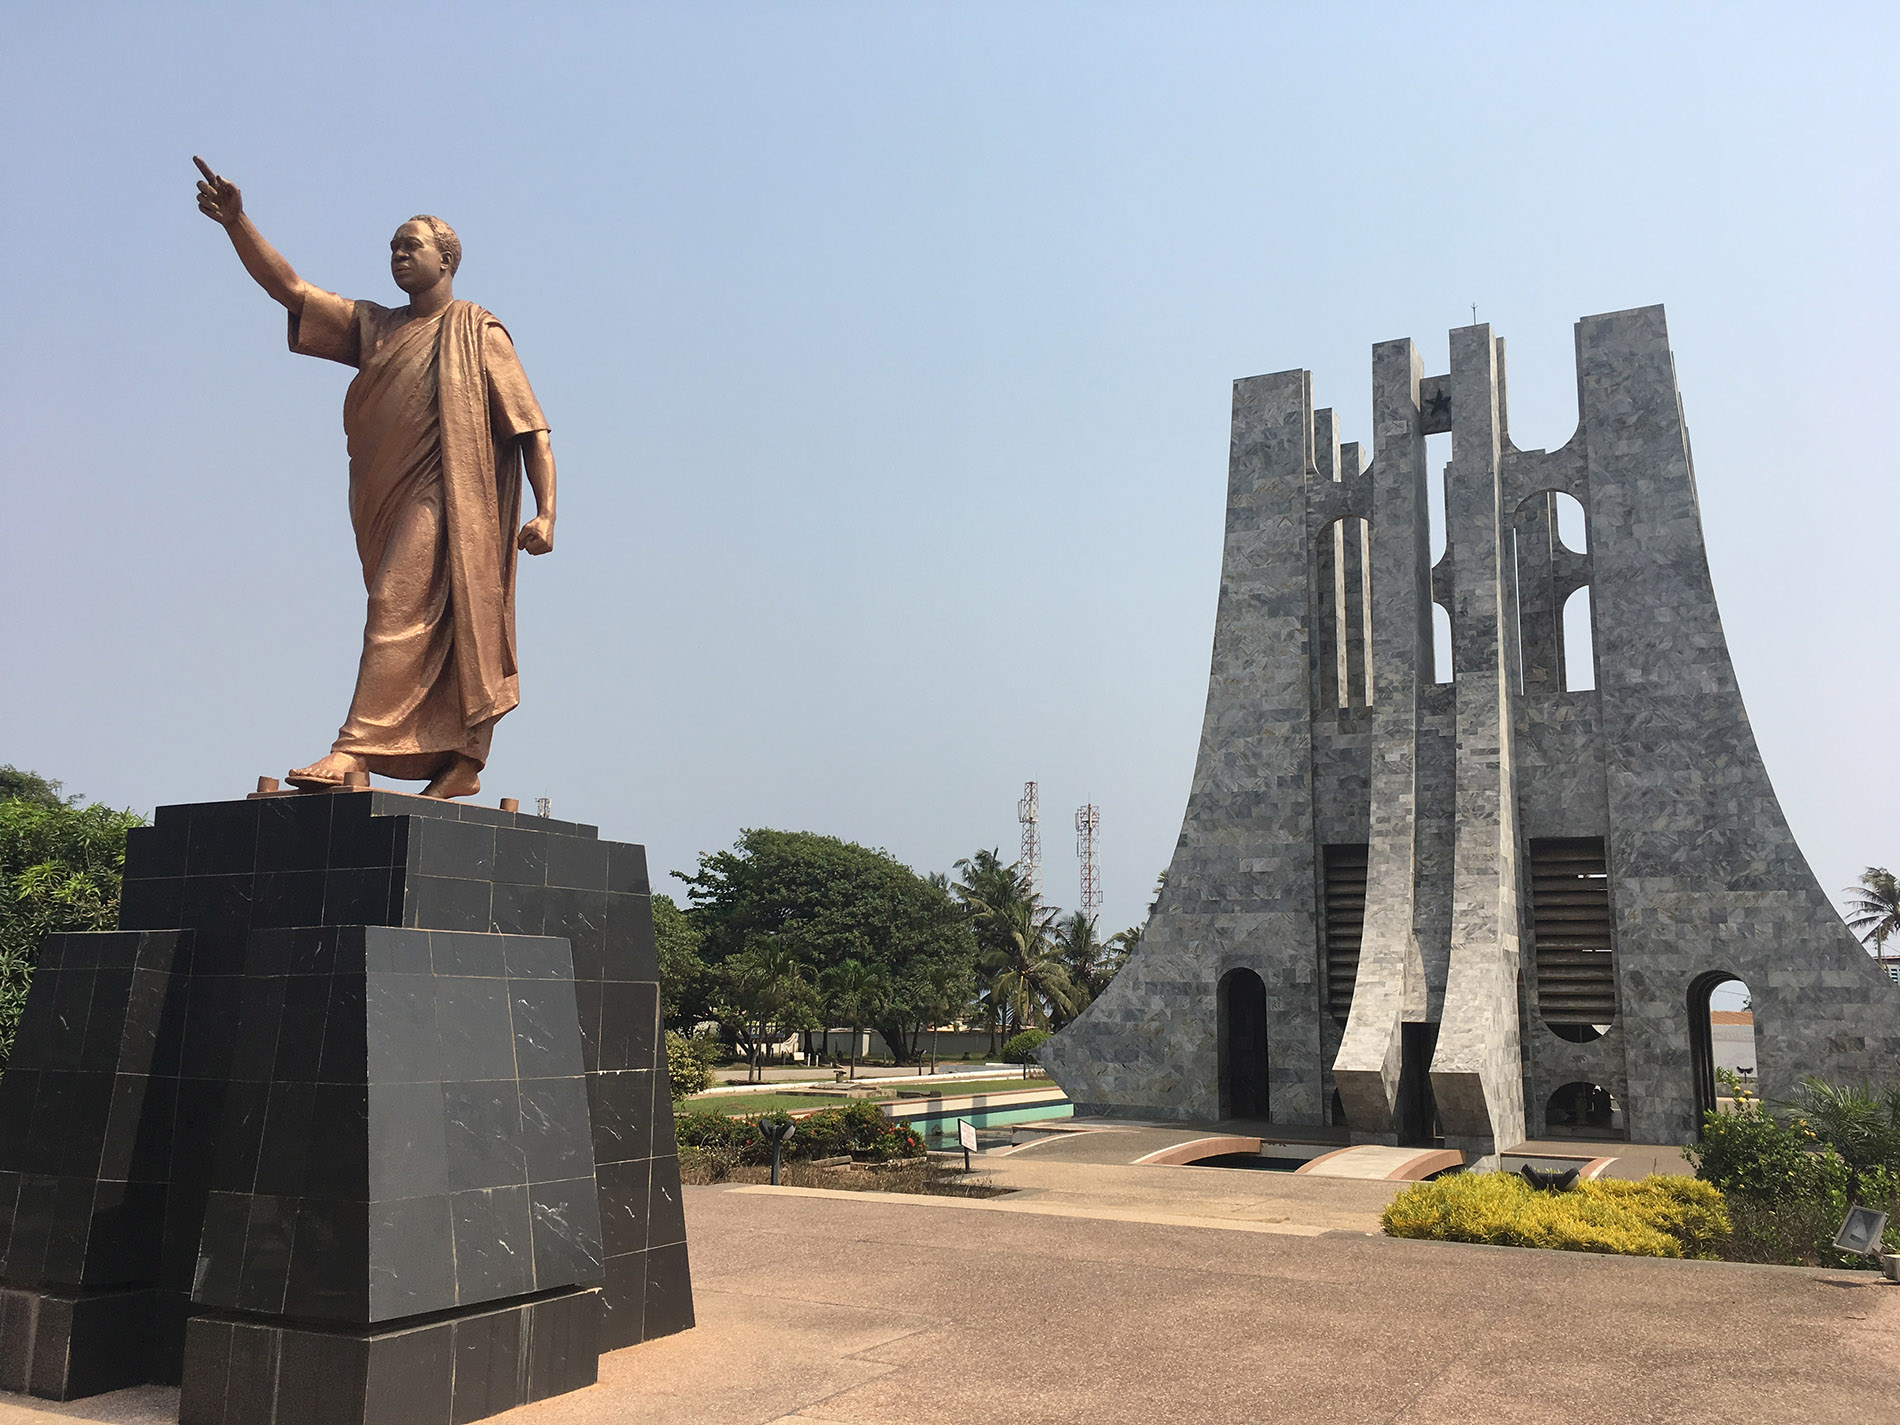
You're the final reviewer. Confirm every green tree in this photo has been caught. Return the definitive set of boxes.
[708,938,818,1083]
[986,895,1075,1035]
[651,891,710,1030]
[1845,868,1900,971]
[952,848,1032,1052]
[0,768,145,1065]
[677,829,976,1066]
[1051,911,1127,1026]
[818,955,887,1079]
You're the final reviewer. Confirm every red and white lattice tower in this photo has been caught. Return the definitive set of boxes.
[1017,781,1041,895]
[1075,803,1101,918]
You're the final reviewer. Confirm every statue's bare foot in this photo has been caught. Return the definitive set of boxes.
[421,755,481,801]
[286,751,366,789]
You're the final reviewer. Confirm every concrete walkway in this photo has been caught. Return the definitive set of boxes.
[4,1180,1898,1425]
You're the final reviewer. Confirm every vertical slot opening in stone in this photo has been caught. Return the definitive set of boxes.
[1690,973,1754,1131]
[1217,967,1269,1121]
[1432,602,1454,684]
[1315,517,1373,711]
[1563,586,1596,691]
[1322,844,1369,1023]
[1530,836,1615,1040]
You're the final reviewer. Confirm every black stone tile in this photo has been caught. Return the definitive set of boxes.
[510,980,585,1080]
[181,977,241,1081]
[595,1159,648,1258]
[6,1175,58,1282]
[168,1081,225,1192]
[254,1080,316,1197]
[650,1078,678,1155]
[221,1319,280,1425]
[272,974,332,1080]
[545,836,608,893]
[303,1084,369,1202]
[368,1193,455,1322]
[177,1314,233,1425]
[135,931,185,973]
[434,981,515,1082]
[364,1318,453,1425]
[193,1190,249,1307]
[450,1303,525,1424]
[368,1081,449,1201]
[257,797,334,874]
[430,932,505,979]
[322,867,392,927]
[317,977,369,1086]
[528,1177,604,1289]
[642,1239,695,1339]
[572,981,603,1073]
[525,1289,599,1401]
[449,1186,533,1303]
[256,871,327,928]
[209,1079,271,1193]
[188,802,260,878]
[83,1179,166,1285]
[283,1197,369,1323]
[125,822,189,880]
[518,1078,591,1185]
[236,1193,297,1314]
[546,892,608,975]
[90,934,142,970]
[416,818,496,882]
[605,841,649,895]
[646,1156,687,1249]
[364,926,431,975]
[595,1256,642,1352]
[0,1074,37,1173]
[408,875,493,934]
[286,927,339,976]
[121,965,173,1067]
[185,927,247,978]
[43,970,94,1072]
[181,875,257,940]
[500,935,567,981]
[366,975,439,1084]
[242,928,297,978]
[598,981,658,1073]
[586,1070,654,1167]
[489,881,546,937]
[41,1176,95,1284]
[443,1082,525,1192]
[492,828,548,888]
[230,974,289,1082]
[159,1185,211,1294]
[118,876,184,931]
[7,973,64,1070]
[126,1074,179,1184]
[101,1072,154,1181]
[63,1285,158,1397]
[329,799,402,870]
[603,894,659,983]
[276,1323,370,1425]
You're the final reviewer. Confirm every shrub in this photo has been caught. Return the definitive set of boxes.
[1382,1172,1729,1259]
[665,1032,718,1100]
[673,1100,923,1167]
[1002,1028,1050,1065]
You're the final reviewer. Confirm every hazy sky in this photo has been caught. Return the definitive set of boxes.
[5,3,1897,941]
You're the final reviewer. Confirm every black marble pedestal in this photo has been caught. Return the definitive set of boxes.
[0,792,692,1420]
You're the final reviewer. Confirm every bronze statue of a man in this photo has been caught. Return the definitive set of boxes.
[194,157,556,800]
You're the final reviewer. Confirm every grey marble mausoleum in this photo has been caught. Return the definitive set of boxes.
[1042,304,1900,1160]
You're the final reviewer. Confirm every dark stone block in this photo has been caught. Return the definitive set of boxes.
[430,931,505,979]
[370,1080,450,1202]
[443,1082,525,1192]
[519,1078,592,1185]
[647,1157,687,1250]
[257,797,334,876]
[317,981,370,1087]
[363,1319,453,1425]
[449,1187,533,1303]
[125,822,189,880]
[643,1239,696,1339]
[587,1070,654,1166]
[492,829,547,889]
[599,981,658,1073]
[255,1081,317,1197]
[596,1158,649,1258]
[363,926,431,976]
[302,1084,370,1201]
[605,842,649,896]
[82,1180,166,1286]
[417,818,496,883]
[283,1198,369,1323]
[177,1314,233,1424]
[525,1288,599,1401]
[450,1303,524,1424]
[120,876,186,933]
[366,976,440,1084]
[571,981,603,1071]
[511,981,586,1080]
[500,935,566,981]
[257,871,327,928]
[275,1323,370,1425]
[182,875,258,940]
[407,876,492,934]
[193,1191,249,1306]
[235,1193,297,1314]
[488,881,545,937]
[369,1195,454,1321]
[323,868,392,928]
[528,1177,604,1289]
[231,975,290,1082]
[434,981,515,1082]
[598,1253,644,1350]
[605,894,659,982]
[208,1078,269,1193]
[273,976,333,1080]
[222,1319,282,1425]
[545,837,609,893]
[546,892,609,981]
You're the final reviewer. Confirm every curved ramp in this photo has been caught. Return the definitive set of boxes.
[1294,1146,1462,1181]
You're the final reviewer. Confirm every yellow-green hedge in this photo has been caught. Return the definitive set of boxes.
[1382,1172,1729,1258]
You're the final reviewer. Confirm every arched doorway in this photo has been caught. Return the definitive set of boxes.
[1218,968,1269,1120]
[1689,971,1752,1132]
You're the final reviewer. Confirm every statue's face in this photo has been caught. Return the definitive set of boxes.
[390,220,450,294]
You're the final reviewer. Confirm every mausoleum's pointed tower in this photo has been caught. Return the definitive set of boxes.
[1041,304,1900,1161]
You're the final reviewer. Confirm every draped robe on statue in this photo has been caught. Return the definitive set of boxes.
[290,290,548,778]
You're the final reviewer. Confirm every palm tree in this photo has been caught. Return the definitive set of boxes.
[987,895,1076,1034]
[1050,912,1126,1026]
[819,956,887,1080]
[1844,868,1900,980]
[954,848,1031,1054]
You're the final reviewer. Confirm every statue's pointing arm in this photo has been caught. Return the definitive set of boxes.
[193,157,311,316]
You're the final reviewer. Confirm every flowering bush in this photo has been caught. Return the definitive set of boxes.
[1383,1172,1728,1258]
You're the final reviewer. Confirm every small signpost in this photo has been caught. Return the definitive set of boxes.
[958,1118,978,1173]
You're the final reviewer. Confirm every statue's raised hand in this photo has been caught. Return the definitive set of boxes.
[193,156,243,226]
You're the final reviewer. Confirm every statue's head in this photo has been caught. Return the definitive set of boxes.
[390,215,460,295]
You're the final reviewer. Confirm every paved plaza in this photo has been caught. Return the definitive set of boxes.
[8,1167,1898,1425]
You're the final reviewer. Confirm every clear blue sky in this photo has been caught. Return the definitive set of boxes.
[4,3,1896,941]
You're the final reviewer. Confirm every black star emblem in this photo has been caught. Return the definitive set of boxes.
[1425,389,1451,420]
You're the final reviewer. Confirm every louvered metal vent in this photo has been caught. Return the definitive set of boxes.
[1323,844,1369,1024]
[1529,837,1616,1030]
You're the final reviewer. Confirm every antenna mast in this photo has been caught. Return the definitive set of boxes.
[1075,803,1101,921]
[1017,781,1041,896]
